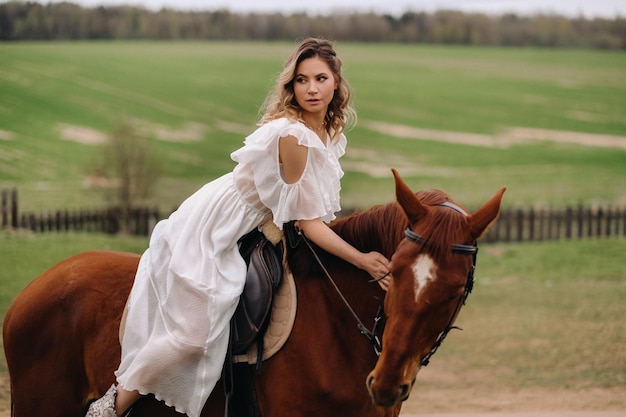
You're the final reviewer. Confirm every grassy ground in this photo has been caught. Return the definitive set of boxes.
[0,231,148,319]
[0,42,624,212]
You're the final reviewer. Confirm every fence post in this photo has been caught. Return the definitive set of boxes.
[47,211,53,232]
[528,208,535,241]
[11,189,17,228]
[504,209,512,242]
[29,213,36,232]
[63,210,70,231]
[538,209,544,241]
[515,209,524,242]
[565,207,573,239]
[1,190,6,228]
[596,208,604,237]
[545,208,552,241]
[1,189,19,229]
[586,208,593,237]
[577,205,584,239]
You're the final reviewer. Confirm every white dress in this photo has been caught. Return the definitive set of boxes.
[115,118,346,417]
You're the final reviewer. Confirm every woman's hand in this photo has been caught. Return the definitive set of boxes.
[358,251,391,291]
[296,218,391,291]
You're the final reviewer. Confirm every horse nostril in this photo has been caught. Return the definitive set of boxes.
[366,374,375,389]
[399,383,410,400]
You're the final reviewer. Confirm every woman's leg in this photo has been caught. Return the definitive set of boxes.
[116,386,142,415]
[85,384,141,417]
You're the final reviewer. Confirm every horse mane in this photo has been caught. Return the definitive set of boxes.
[286,189,470,275]
[286,202,407,277]
[331,203,408,259]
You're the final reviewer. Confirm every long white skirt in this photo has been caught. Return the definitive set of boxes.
[115,173,269,417]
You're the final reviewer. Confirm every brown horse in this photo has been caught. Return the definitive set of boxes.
[3,169,505,417]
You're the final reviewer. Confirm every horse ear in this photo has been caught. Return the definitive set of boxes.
[469,187,506,239]
[392,168,428,223]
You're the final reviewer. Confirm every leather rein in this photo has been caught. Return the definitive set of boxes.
[299,232,385,355]
[299,201,478,367]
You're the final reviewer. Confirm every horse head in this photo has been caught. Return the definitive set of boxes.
[366,169,505,407]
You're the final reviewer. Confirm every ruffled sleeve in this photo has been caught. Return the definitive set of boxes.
[231,118,344,229]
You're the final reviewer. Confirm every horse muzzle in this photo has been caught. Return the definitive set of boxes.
[366,372,415,407]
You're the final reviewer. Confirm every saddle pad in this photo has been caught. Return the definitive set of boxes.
[232,266,297,364]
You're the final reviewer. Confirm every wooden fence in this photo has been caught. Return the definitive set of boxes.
[481,206,626,243]
[2,188,625,241]
[1,189,160,236]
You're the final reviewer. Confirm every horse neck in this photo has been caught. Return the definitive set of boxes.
[331,203,407,259]
[286,202,406,302]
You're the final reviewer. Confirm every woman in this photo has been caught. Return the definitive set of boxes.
[86,37,390,417]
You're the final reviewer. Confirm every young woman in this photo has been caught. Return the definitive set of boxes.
[86,37,390,417]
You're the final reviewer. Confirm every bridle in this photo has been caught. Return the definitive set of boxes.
[403,201,478,366]
[298,201,478,366]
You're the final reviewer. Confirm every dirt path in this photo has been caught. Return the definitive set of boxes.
[1,412,621,417]
[0,408,622,416]
[0,384,623,416]
[398,386,626,415]
[362,120,626,150]
[1,412,622,417]
[0,372,624,415]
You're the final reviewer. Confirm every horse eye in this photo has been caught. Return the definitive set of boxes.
[447,287,465,302]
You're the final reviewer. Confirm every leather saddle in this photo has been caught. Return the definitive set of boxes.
[230,226,284,356]
[224,226,285,417]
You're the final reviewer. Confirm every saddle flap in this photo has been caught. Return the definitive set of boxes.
[231,229,284,355]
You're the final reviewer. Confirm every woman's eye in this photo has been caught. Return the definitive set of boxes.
[317,76,327,82]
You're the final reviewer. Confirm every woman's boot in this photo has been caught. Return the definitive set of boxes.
[85,384,117,417]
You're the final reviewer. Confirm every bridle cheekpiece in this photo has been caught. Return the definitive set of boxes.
[403,201,479,366]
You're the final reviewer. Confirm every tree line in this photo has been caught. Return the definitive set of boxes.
[1,1,624,49]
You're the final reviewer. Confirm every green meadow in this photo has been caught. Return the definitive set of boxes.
[0,41,625,412]
[0,41,625,211]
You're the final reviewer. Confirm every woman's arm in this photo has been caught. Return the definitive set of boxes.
[278,135,307,183]
[296,218,390,290]
[279,135,390,289]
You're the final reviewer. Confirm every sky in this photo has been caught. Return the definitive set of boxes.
[42,0,626,18]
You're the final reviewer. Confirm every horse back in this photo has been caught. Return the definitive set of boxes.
[3,250,140,417]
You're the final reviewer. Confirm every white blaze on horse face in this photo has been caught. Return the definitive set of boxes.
[411,254,437,303]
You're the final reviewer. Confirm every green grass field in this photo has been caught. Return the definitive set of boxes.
[0,41,625,212]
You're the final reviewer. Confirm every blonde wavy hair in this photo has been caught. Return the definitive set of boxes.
[259,37,356,141]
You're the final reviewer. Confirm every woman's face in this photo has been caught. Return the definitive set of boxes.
[293,56,338,119]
